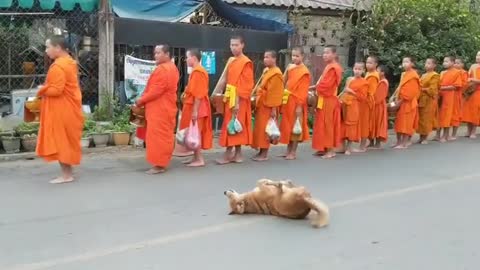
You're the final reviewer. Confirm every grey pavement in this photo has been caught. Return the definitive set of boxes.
[0,138,479,270]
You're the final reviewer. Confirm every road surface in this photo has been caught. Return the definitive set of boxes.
[0,139,478,270]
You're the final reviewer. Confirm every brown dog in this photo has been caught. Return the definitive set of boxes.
[224,179,329,228]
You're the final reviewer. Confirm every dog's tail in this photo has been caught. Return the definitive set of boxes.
[304,197,330,228]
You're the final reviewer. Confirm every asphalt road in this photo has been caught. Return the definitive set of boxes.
[0,138,479,270]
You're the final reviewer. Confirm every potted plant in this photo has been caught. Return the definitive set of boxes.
[112,123,133,146]
[21,133,37,152]
[14,122,39,137]
[81,117,95,149]
[92,94,113,127]
[1,136,21,154]
[90,126,110,147]
[81,131,91,148]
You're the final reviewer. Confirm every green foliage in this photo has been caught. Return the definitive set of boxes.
[92,93,114,121]
[15,122,39,133]
[353,0,480,76]
[83,117,96,132]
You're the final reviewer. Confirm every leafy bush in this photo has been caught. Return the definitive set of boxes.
[353,0,480,79]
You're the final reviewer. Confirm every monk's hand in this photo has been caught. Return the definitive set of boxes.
[233,104,240,116]
[295,106,302,118]
[270,109,277,119]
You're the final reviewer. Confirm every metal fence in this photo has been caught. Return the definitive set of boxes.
[0,3,99,116]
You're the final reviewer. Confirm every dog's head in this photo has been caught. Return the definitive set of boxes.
[224,189,245,215]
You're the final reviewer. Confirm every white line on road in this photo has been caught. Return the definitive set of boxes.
[5,173,480,270]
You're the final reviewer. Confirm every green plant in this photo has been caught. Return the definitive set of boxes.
[83,117,96,132]
[15,122,39,133]
[92,93,114,121]
[353,0,480,80]
[113,122,133,133]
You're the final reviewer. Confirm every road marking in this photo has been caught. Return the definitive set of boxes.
[5,173,480,270]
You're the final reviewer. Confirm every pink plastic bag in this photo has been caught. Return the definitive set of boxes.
[184,120,201,150]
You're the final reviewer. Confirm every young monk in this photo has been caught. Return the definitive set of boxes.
[417,58,440,144]
[179,48,213,167]
[217,35,254,164]
[392,56,421,149]
[451,58,468,139]
[340,62,368,155]
[436,56,462,143]
[36,35,84,184]
[462,51,480,138]
[311,45,343,159]
[371,65,389,148]
[279,47,311,160]
[135,45,179,174]
[251,50,283,161]
[364,56,380,149]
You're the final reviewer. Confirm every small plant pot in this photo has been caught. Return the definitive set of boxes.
[91,133,110,147]
[21,136,37,152]
[1,137,21,154]
[81,137,91,148]
[112,132,130,146]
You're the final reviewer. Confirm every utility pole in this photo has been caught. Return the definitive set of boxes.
[98,0,114,107]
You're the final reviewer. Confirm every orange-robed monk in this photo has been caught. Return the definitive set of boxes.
[417,58,440,144]
[251,50,283,161]
[179,48,213,167]
[392,57,421,149]
[36,35,84,184]
[462,51,480,139]
[363,56,380,150]
[450,58,468,139]
[340,62,368,155]
[372,65,389,148]
[311,45,343,159]
[436,56,462,143]
[279,47,311,160]
[217,35,254,164]
[135,45,179,174]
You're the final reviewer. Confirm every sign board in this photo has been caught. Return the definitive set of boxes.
[124,55,156,104]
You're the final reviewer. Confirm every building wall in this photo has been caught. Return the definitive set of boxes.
[289,12,353,80]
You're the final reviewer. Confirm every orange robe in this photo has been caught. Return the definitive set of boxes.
[180,65,213,150]
[279,64,311,144]
[451,69,468,127]
[438,69,462,128]
[373,78,388,141]
[36,55,84,165]
[365,71,380,139]
[394,70,421,135]
[137,61,179,167]
[312,63,343,151]
[462,66,480,125]
[252,67,283,149]
[341,77,368,142]
[417,72,440,135]
[219,54,254,147]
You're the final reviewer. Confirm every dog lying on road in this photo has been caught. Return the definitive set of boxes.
[224,179,329,228]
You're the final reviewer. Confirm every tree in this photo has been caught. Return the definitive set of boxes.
[353,0,480,77]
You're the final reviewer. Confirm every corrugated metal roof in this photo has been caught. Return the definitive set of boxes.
[222,0,371,11]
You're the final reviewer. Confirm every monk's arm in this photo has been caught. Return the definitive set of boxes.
[316,69,337,96]
[426,76,440,97]
[37,65,66,97]
[136,70,167,106]
[399,81,419,101]
[266,76,284,108]
[191,72,208,119]
[375,84,388,103]
[295,75,310,116]
[235,63,254,111]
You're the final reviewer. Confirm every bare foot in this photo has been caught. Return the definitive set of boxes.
[187,160,205,167]
[439,138,447,143]
[277,153,288,158]
[447,136,457,141]
[406,141,413,147]
[233,154,244,163]
[352,148,367,153]
[312,151,325,156]
[49,177,74,184]
[469,134,477,139]
[252,156,268,162]
[182,158,193,164]
[285,154,296,160]
[216,158,233,165]
[146,167,166,174]
[420,140,429,145]
[393,145,407,149]
[433,137,440,142]
[345,150,351,156]
[321,152,336,159]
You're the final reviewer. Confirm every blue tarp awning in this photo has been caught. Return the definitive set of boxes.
[111,0,293,33]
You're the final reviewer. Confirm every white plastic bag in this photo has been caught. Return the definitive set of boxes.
[185,121,201,150]
[176,129,187,145]
[233,117,243,133]
[292,118,302,135]
[266,118,280,139]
